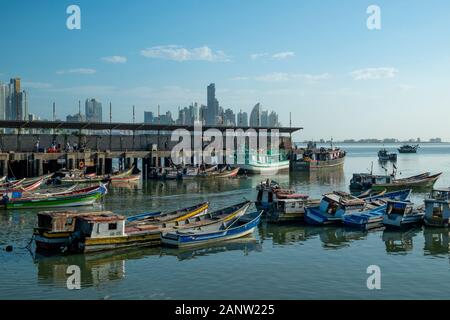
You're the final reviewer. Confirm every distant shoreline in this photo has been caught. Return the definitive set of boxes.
[296,141,449,145]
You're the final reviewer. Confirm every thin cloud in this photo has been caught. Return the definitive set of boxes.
[56,68,97,75]
[236,72,331,83]
[140,45,230,62]
[101,56,127,64]
[250,53,268,60]
[272,51,295,60]
[350,67,398,80]
[22,81,53,89]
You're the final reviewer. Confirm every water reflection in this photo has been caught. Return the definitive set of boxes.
[319,227,369,249]
[33,236,262,288]
[260,222,321,245]
[290,168,345,188]
[382,228,421,254]
[423,227,450,256]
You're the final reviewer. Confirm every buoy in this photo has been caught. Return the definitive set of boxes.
[5,245,13,252]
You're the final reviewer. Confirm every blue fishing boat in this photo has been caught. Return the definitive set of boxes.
[126,211,162,222]
[160,211,263,248]
[382,200,424,229]
[342,190,412,230]
[305,189,412,226]
[342,205,388,230]
[304,192,367,225]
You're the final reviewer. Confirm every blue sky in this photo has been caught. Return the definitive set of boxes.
[1,0,450,141]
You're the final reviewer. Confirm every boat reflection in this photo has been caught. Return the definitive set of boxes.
[319,226,369,249]
[290,168,345,188]
[382,228,421,254]
[160,236,262,261]
[109,180,142,191]
[423,227,450,256]
[33,236,261,288]
[259,222,322,245]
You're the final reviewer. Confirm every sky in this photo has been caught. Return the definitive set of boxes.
[1,0,450,141]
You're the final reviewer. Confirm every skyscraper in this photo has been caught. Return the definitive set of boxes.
[223,108,236,126]
[206,83,219,125]
[6,78,28,121]
[237,110,248,126]
[268,111,280,127]
[260,110,269,127]
[85,98,103,122]
[249,103,262,127]
[0,82,7,121]
[144,111,154,124]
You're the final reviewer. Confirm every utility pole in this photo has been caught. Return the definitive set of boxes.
[109,102,112,151]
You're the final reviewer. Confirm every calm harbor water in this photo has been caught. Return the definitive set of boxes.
[1,143,450,300]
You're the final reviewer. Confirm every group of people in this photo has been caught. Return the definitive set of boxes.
[34,139,84,153]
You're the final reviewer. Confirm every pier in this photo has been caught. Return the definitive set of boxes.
[0,120,302,179]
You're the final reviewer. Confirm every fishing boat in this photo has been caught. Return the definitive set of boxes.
[197,167,240,178]
[127,202,209,225]
[160,211,263,248]
[2,184,108,209]
[424,188,450,227]
[0,177,46,197]
[110,174,140,183]
[33,201,249,253]
[378,149,397,161]
[398,144,419,153]
[291,141,346,171]
[342,190,413,230]
[350,171,438,191]
[237,147,290,174]
[382,200,424,229]
[305,189,411,226]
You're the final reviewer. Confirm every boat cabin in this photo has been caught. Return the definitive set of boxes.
[75,213,126,239]
[350,173,393,190]
[36,211,87,234]
[274,198,309,214]
[319,192,366,216]
[430,188,450,201]
[386,200,414,216]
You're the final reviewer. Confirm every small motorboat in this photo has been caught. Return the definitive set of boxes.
[424,188,450,227]
[160,211,263,248]
[398,144,419,154]
[382,200,424,229]
[378,149,397,161]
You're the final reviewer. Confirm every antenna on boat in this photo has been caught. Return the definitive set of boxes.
[370,162,373,175]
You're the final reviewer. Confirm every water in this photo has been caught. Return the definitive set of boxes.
[1,143,450,300]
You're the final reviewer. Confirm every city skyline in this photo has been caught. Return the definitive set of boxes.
[2,1,450,141]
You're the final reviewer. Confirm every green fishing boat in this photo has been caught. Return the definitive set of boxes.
[2,184,108,209]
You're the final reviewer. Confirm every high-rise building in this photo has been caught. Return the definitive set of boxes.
[144,111,154,124]
[237,111,248,126]
[261,110,269,127]
[0,82,7,121]
[223,108,236,126]
[66,113,86,122]
[249,103,262,127]
[268,111,280,127]
[206,83,219,125]
[6,78,28,121]
[85,98,102,122]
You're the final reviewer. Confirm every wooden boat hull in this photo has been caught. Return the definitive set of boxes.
[291,156,345,171]
[240,161,290,174]
[81,232,161,253]
[3,185,107,209]
[383,213,424,228]
[110,174,141,183]
[371,173,441,191]
[161,212,262,248]
[424,217,450,228]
